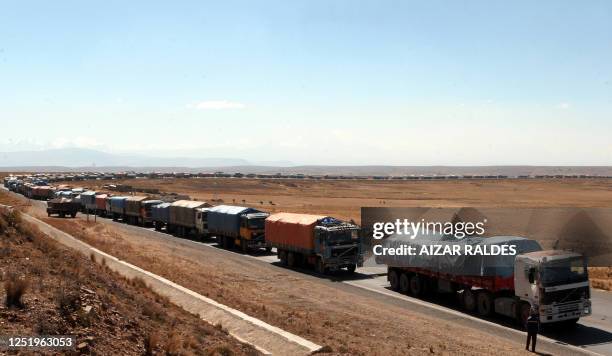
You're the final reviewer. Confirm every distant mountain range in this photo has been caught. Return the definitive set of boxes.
[0,148,266,168]
[0,148,610,176]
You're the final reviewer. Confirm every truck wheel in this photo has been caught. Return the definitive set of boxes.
[287,252,296,268]
[409,275,423,297]
[346,264,356,273]
[388,270,400,291]
[278,250,287,266]
[222,236,230,249]
[60,212,65,218]
[476,291,493,316]
[265,246,272,254]
[315,258,327,275]
[560,318,579,328]
[71,212,76,218]
[47,212,51,217]
[399,273,410,294]
[463,288,476,312]
[240,238,248,253]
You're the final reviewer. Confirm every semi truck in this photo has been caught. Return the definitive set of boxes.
[265,213,364,274]
[46,197,80,218]
[80,191,97,214]
[377,235,592,326]
[31,186,55,201]
[206,205,270,252]
[151,202,172,231]
[95,194,108,216]
[108,196,128,220]
[167,200,210,236]
[124,196,150,225]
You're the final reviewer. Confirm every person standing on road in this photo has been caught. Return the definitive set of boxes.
[525,306,540,352]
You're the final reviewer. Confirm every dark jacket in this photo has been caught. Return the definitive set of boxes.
[526,314,540,333]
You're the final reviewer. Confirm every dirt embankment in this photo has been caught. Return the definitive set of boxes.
[0,207,258,356]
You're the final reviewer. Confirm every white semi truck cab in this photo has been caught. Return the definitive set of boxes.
[515,250,592,324]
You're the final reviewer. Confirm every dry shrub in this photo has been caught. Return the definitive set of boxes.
[164,330,183,356]
[142,301,165,322]
[144,331,160,356]
[131,276,148,290]
[208,345,234,356]
[5,209,22,228]
[56,286,80,316]
[5,272,28,308]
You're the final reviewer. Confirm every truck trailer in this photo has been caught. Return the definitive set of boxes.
[265,213,363,274]
[377,234,592,326]
[124,196,150,225]
[108,196,128,220]
[95,194,108,216]
[151,202,172,231]
[168,200,210,236]
[206,205,269,252]
[80,191,97,214]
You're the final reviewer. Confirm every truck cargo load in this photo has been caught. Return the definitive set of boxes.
[169,200,210,231]
[207,205,269,251]
[108,196,128,220]
[95,194,108,216]
[151,202,172,231]
[80,191,97,213]
[265,213,327,250]
[266,213,363,274]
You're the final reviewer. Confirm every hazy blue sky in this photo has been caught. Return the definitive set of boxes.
[1,1,611,165]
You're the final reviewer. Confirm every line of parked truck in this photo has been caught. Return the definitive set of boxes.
[4,176,364,274]
[3,174,592,328]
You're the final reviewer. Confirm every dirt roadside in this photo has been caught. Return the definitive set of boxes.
[0,206,258,356]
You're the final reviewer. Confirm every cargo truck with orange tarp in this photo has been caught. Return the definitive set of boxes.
[265,213,363,274]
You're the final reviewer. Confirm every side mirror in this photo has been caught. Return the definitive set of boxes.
[528,268,536,284]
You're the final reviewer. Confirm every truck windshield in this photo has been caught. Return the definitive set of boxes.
[541,257,588,287]
[248,218,265,229]
[326,229,358,244]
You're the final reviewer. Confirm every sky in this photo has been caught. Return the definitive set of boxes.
[0,0,611,166]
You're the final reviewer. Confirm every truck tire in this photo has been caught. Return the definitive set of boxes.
[287,252,296,268]
[388,269,400,291]
[476,291,493,316]
[346,264,356,273]
[278,250,287,266]
[71,212,76,218]
[409,274,423,297]
[47,212,51,217]
[222,236,230,249]
[60,212,65,218]
[560,318,579,328]
[315,257,327,275]
[240,238,248,253]
[265,246,272,253]
[399,273,410,294]
[463,288,476,312]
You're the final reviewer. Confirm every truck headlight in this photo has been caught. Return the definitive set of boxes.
[584,307,590,313]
